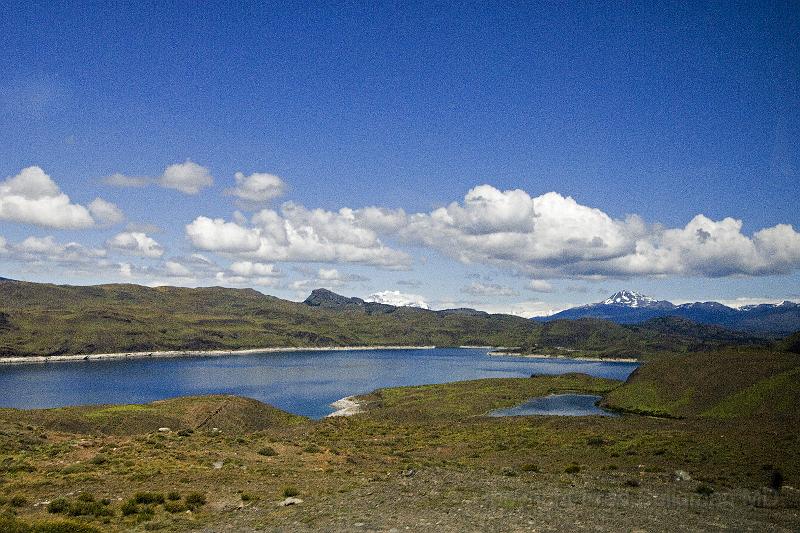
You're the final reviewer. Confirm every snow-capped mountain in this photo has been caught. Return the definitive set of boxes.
[536,291,800,335]
[602,290,670,308]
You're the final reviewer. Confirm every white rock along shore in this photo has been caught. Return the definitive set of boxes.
[326,396,364,417]
[0,345,437,366]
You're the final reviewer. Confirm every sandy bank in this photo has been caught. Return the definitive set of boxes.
[0,345,437,366]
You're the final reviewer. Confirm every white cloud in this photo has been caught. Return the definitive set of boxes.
[227,172,286,203]
[10,235,106,264]
[528,280,554,293]
[159,160,213,194]
[103,173,151,187]
[0,235,6,253]
[229,261,281,278]
[461,281,518,297]
[395,184,800,279]
[186,217,261,253]
[0,167,96,229]
[366,290,429,309]
[164,261,192,277]
[106,232,164,258]
[88,198,125,226]
[186,203,411,269]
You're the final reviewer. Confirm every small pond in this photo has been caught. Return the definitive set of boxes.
[488,393,618,417]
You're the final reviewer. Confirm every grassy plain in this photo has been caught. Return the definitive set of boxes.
[1,348,798,531]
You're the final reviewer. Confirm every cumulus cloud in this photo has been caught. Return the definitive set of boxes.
[227,172,286,203]
[186,217,261,253]
[0,167,97,229]
[461,281,518,297]
[88,198,125,226]
[159,160,213,194]
[10,235,106,264]
[290,267,368,292]
[528,280,554,293]
[106,232,164,258]
[104,161,213,194]
[103,173,151,187]
[395,185,800,279]
[186,203,411,269]
[366,290,429,309]
[229,261,281,278]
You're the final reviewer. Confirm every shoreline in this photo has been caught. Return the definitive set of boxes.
[326,396,363,417]
[488,351,639,363]
[0,345,437,366]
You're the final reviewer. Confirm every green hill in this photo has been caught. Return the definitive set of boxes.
[0,279,774,359]
[601,348,800,419]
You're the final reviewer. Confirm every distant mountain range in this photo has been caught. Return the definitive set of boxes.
[304,288,489,317]
[537,290,800,335]
[0,280,780,359]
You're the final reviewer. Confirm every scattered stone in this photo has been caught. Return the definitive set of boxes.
[279,497,303,506]
[401,469,415,477]
[158,427,171,432]
[212,460,224,469]
[674,470,691,482]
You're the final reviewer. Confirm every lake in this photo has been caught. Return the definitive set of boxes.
[0,348,638,418]
[488,393,617,417]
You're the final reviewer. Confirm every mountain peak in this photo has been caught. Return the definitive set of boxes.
[603,290,658,308]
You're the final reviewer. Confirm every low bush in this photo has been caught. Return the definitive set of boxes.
[769,469,784,491]
[166,491,181,501]
[184,492,206,509]
[163,501,186,513]
[46,499,69,514]
[281,487,299,498]
[257,447,277,457]
[134,492,165,505]
[120,499,138,516]
[695,483,714,497]
[564,464,581,474]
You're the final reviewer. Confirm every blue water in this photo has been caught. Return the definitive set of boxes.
[488,393,617,417]
[0,348,637,418]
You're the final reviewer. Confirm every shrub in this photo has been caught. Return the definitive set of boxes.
[76,493,94,503]
[281,487,299,498]
[769,469,784,491]
[9,495,27,507]
[184,492,206,509]
[163,501,186,513]
[47,499,69,514]
[120,499,138,516]
[695,483,714,497]
[624,479,640,487]
[521,463,540,473]
[257,447,277,457]
[500,467,517,477]
[240,492,257,502]
[134,492,165,505]
[564,464,581,474]
[587,436,604,447]
[303,444,321,453]
[66,499,113,517]
[88,455,108,465]
[166,491,181,501]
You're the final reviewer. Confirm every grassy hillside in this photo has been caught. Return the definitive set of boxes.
[0,280,540,357]
[0,279,775,358]
[1,372,797,531]
[601,348,800,419]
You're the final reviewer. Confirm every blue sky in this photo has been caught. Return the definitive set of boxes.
[0,2,798,315]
